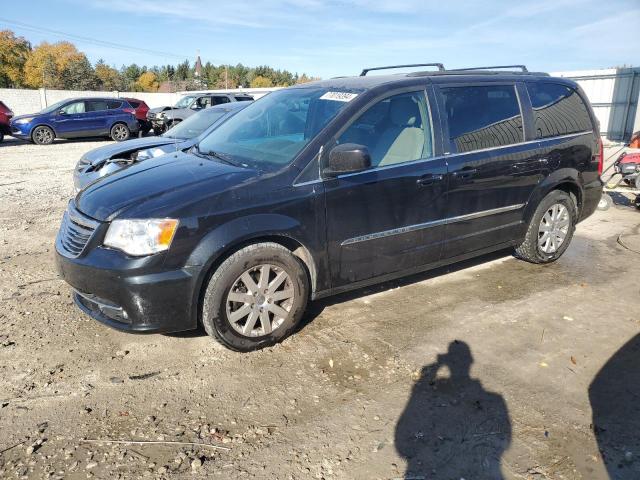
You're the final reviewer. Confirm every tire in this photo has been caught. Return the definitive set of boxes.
[110,123,130,142]
[201,242,309,352]
[514,190,577,264]
[597,193,613,211]
[32,125,55,145]
[0,132,3,143]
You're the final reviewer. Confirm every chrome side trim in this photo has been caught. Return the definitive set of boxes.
[340,203,525,246]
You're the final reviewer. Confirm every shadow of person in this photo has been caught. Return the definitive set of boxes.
[395,341,511,479]
[589,334,640,478]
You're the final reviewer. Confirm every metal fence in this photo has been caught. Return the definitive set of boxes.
[552,68,640,143]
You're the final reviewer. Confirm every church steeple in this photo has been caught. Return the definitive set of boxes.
[195,50,203,78]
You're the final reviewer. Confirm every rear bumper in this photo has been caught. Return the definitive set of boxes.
[580,178,604,222]
[0,123,10,135]
[55,246,201,333]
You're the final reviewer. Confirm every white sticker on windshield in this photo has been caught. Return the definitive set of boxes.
[319,91,358,102]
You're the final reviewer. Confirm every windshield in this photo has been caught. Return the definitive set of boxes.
[197,87,361,171]
[162,109,229,140]
[174,95,197,109]
[40,100,70,114]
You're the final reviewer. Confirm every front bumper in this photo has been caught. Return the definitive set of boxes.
[55,243,201,334]
[10,123,32,139]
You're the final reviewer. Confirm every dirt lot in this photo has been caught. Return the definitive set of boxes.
[0,137,639,480]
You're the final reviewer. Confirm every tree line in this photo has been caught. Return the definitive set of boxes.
[0,29,319,92]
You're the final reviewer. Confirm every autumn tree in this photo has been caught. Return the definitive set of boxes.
[135,71,159,92]
[95,59,123,90]
[0,30,31,88]
[250,75,274,88]
[24,41,85,88]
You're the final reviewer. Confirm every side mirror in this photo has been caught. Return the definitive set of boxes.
[323,143,371,177]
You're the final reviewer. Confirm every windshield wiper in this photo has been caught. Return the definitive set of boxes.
[191,145,241,167]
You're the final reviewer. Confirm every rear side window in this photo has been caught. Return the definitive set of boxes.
[235,96,252,101]
[526,83,593,138]
[107,101,123,109]
[213,96,231,105]
[440,85,523,153]
[127,100,140,108]
[87,100,109,112]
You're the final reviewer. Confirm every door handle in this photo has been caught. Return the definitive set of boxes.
[451,168,478,179]
[416,174,444,186]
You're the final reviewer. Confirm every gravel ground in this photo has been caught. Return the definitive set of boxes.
[0,137,639,480]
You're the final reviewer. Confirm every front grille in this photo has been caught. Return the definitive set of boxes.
[57,204,99,258]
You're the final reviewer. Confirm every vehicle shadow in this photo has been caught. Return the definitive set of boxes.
[395,340,512,479]
[300,248,513,331]
[589,334,640,479]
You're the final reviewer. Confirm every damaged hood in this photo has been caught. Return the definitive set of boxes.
[75,151,254,221]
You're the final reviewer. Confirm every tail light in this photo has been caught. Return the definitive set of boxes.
[597,137,604,175]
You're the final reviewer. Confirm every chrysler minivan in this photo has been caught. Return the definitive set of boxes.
[55,64,603,351]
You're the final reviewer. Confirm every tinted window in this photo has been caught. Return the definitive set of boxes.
[235,96,253,101]
[87,100,109,112]
[107,100,123,109]
[127,100,140,108]
[212,96,231,105]
[61,101,86,114]
[527,83,593,138]
[337,91,432,168]
[441,85,523,153]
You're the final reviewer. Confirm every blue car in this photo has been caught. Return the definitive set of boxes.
[10,97,140,145]
[73,101,251,191]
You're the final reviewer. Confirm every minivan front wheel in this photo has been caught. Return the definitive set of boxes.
[32,126,55,145]
[202,243,309,352]
[515,190,576,264]
[110,123,130,142]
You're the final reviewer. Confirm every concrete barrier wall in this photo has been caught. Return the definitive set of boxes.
[0,88,182,115]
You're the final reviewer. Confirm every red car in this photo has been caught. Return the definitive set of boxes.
[122,98,151,136]
[0,100,14,143]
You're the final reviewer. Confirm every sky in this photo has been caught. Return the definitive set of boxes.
[2,0,638,79]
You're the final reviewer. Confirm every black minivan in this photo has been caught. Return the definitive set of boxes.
[55,64,603,351]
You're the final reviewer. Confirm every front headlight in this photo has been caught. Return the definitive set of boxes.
[104,218,179,256]
[14,117,33,124]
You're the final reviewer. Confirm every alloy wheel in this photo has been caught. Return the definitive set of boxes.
[113,125,128,141]
[34,127,53,144]
[225,264,294,337]
[538,203,570,254]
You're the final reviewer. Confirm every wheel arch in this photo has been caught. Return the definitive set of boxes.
[30,123,58,140]
[187,217,320,327]
[523,169,584,225]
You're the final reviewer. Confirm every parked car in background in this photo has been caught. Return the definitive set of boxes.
[73,101,251,191]
[55,64,603,352]
[122,98,151,136]
[147,92,253,134]
[10,97,139,145]
[0,100,14,143]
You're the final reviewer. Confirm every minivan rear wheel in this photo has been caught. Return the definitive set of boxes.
[201,243,309,352]
[514,190,576,264]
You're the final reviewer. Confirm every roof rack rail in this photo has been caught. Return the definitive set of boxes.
[450,65,529,73]
[360,63,445,76]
